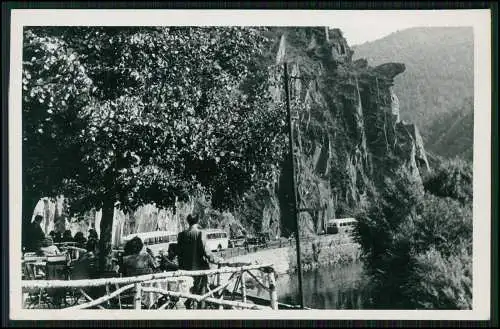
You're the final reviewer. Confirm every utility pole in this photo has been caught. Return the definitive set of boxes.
[284,61,305,309]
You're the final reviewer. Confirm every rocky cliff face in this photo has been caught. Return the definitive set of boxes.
[268,27,430,236]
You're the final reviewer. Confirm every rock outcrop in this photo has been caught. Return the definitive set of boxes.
[267,27,430,236]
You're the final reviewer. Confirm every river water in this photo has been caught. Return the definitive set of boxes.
[250,261,373,309]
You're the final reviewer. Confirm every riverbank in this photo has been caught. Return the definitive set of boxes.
[289,233,362,273]
[225,246,291,274]
[215,234,362,309]
[272,261,371,309]
[224,233,361,274]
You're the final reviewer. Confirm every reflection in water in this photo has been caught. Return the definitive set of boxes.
[250,261,373,309]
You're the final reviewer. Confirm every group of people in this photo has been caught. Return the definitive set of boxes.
[24,213,223,309]
[47,229,88,247]
[117,213,222,309]
[23,214,100,256]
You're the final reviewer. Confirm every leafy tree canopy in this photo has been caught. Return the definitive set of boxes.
[23,27,288,268]
[23,26,287,216]
[423,158,472,205]
[353,164,472,309]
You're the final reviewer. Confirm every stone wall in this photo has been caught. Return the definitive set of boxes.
[289,234,362,272]
[225,234,361,275]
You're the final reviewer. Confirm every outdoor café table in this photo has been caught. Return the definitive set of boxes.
[22,253,72,308]
[57,245,86,262]
[22,255,48,308]
[22,254,48,279]
[45,254,71,306]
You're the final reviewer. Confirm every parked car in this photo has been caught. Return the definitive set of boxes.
[228,235,246,248]
[244,235,258,247]
[326,224,339,234]
[245,232,271,247]
[257,232,272,244]
[201,229,229,252]
[326,218,356,235]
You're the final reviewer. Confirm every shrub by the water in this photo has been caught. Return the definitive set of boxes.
[405,247,472,309]
[423,158,473,205]
[353,160,472,309]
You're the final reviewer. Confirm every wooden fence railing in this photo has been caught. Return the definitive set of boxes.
[22,263,278,310]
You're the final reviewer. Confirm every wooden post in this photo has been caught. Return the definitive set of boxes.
[218,267,224,310]
[232,275,241,300]
[116,283,121,309]
[284,61,305,309]
[134,283,142,309]
[38,288,43,307]
[240,271,247,303]
[148,282,154,309]
[268,270,278,310]
[218,293,224,310]
[217,264,221,287]
[105,283,111,308]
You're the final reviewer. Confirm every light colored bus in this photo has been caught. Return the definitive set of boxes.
[326,218,357,234]
[121,231,178,257]
[201,229,229,252]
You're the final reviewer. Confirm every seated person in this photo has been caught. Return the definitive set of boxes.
[88,229,98,240]
[73,232,87,248]
[31,238,61,277]
[120,237,158,277]
[119,237,160,308]
[159,244,179,272]
[85,234,99,254]
[48,230,57,242]
[70,245,98,280]
[153,244,182,308]
[69,244,101,300]
[39,240,60,256]
[26,215,46,253]
[145,247,156,261]
[111,257,121,274]
[62,230,74,243]
[52,231,63,244]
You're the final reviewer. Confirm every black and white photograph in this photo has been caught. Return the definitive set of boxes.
[8,9,492,320]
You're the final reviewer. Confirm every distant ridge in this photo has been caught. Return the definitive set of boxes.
[352,26,474,160]
[425,97,473,161]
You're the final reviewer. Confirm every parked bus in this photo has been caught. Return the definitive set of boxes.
[201,229,229,252]
[121,231,178,257]
[326,218,357,234]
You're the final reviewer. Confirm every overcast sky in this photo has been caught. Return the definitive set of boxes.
[328,10,479,46]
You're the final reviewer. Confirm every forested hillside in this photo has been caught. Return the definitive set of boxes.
[352,27,474,159]
[425,97,473,161]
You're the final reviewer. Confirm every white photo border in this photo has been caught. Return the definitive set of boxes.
[8,9,492,320]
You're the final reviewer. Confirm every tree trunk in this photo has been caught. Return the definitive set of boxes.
[54,195,66,233]
[43,198,52,234]
[98,199,115,273]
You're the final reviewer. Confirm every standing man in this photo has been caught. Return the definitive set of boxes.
[177,214,221,309]
[27,215,46,253]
